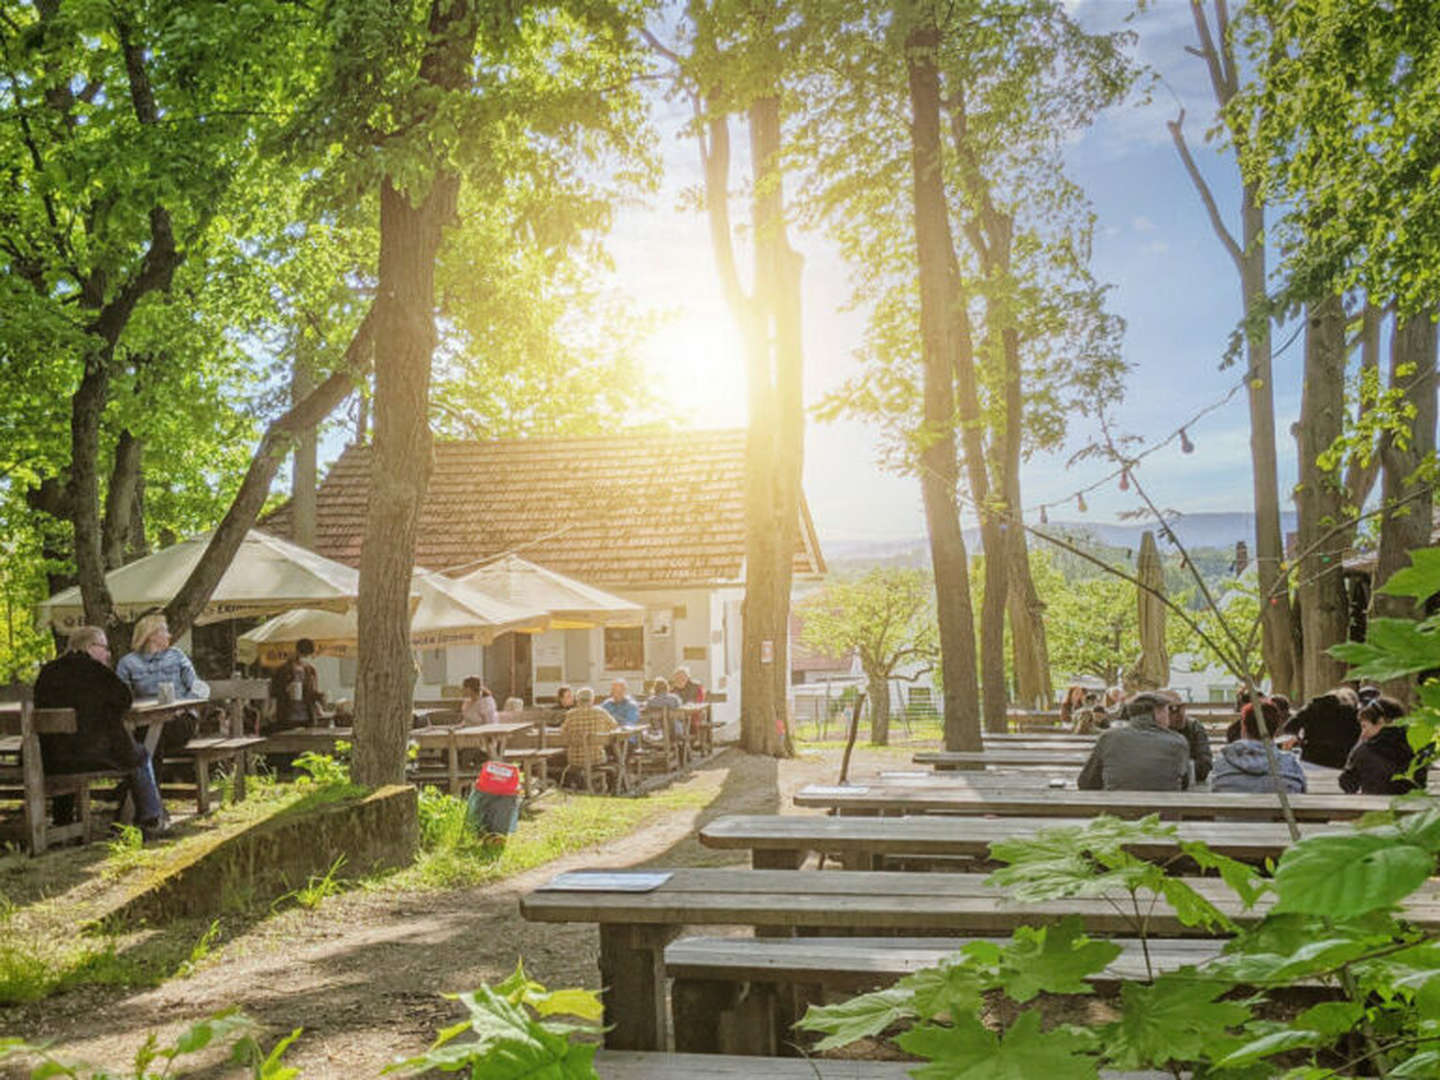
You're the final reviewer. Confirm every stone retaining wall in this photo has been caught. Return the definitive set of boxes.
[105,785,418,924]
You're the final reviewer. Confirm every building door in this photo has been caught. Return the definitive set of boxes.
[484,633,535,705]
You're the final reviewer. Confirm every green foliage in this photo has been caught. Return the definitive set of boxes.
[384,961,602,1077]
[0,1009,298,1080]
[797,567,937,685]
[800,810,1440,1076]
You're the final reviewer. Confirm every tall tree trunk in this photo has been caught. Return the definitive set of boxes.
[865,663,891,746]
[101,430,144,570]
[1170,1,1299,696]
[700,89,801,758]
[1294,295,1349,697]
[906,21,980,752]
[291,357,318,549]
[1374,307,1439,702]
[351,0,476,788]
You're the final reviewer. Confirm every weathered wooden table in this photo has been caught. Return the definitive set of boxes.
[793,782,1407,820]
[519,866,1440,1050]
[410,721,534,796]
[255,725,354,755]
[699,813,1342,869]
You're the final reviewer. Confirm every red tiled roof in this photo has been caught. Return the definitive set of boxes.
[264,431,825,589]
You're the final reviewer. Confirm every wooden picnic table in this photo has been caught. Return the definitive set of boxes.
[519,866,1440,1050]
[255,725,354,755]
[793,781,1410,820]
[409,721,534,797]
[699,813,1344,869]
[125,697,208,756]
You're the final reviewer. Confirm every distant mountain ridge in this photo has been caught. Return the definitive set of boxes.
[825,511,1298,571]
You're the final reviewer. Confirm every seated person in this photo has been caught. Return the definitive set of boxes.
[600,679,640,727]
[644,677,685,739]
[115,612,208,760]
[460,677,497,725]
[671,667,705,705]
[1077,691,1190,792]
[560,687,618,780]
[34,626,168,838]
[1162,692,1213,786]
[549,685,575,727]
[269,638,326,729]
[1282,687,1360,769]
[1340,696,1428,795]
[503,696,525,713]
[1212,700,1307,794]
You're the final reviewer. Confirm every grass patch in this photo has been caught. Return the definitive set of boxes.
[394,782,714,890]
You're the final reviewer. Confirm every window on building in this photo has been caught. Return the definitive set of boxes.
[604,626,644,671]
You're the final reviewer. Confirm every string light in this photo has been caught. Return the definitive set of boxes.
[1119,469,1130,491]
[1039,505,1048,525]
[1180,427,1195,454]
[1077,492,1087,513]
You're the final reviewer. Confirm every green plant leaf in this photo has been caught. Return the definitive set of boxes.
[796,987,917,1051]
[896,1012,1099,1080]
[1215,1026,1324,1067]
[1378,549,1440,601]
[1272,833,1436,918]
[998,918,1121,1002]
[1159,876,1238,932]
[1390,1049,1440,1078]
[1178,840,1270,908]
[900,961,986,1021]
[530,987,604,1023]
[1329,618,1440,680]
[1294,1000,1364,1035]
[1100,973,1249,1068]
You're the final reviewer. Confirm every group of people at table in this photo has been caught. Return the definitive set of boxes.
[32,614,209,839]
[1068,684,1430,796]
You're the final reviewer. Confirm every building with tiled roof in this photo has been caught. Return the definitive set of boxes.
[264,431,825,716]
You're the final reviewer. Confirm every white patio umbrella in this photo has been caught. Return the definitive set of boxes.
[36,529,362,632]
[456,554,643,628]
[236,570,550,665]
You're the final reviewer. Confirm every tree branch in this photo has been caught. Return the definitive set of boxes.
[1168,111,1243,273]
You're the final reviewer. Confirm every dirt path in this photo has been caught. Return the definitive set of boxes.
[4,743,915,1077]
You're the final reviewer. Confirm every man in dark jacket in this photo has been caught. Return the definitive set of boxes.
[1162,691,1213,786]
[1282,688,1360,769]
[1078,691,1190,792]
[1340,696,1428,795]
[34,626,166,834]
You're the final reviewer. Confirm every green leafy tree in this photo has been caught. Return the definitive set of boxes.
[797,568,938,745]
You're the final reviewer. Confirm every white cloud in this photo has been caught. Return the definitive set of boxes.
[1132,215,1158,232]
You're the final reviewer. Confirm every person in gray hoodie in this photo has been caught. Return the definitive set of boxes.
[1211,700,1307,794]
[1077,691,1190,792]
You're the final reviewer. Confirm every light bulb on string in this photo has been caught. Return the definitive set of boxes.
[1077,492,1087,513]
[1180,428,1195,454]
[1119,468,1130,492]
[1039,505,1048,525]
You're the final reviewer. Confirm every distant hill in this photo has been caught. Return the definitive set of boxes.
[824,511,1296,579]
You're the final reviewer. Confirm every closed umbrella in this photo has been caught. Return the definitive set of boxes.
[457,555,642,628]
[1134,530,1170,690]
[37,530,361,632]
[236,571,549,665]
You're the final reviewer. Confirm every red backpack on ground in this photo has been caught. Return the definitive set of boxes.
[474,760,520,796]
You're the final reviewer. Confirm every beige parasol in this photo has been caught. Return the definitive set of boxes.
[235,570,549,665]
[37,530,362,632]
[456,555,642,629]
[1133,529,1170,690]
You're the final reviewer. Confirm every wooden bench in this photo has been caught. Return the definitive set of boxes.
[698,813,1338,870]
[792,782,1409,821]
[204,678,273,736]
[592,1051,1173,1078]
[0,700,121,854]
[172,735,267,813]
[665,935,1245,1055]
[519,866,1440,1050]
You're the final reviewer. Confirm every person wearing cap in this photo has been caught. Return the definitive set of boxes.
[1161,691,1213,786]
[1077,690,1191,792]
[1281,687,1361,769]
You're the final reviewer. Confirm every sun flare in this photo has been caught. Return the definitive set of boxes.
[641,310,750,428]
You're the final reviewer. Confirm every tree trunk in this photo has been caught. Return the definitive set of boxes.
[1241,190,1299,698]
[1294,295,1349,697]
[163,309,375,639]
[905,21,980,752]
[1006,527,1051,708]
[101,430,144,570]
[865,664,891,746]
[350,0,477,788]
[291,357,318,549]
[1374,307,1438,701]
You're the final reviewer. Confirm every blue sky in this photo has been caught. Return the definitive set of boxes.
[608,0,1314,545]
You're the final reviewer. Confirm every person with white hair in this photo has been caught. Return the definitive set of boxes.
[34,626,168,837]
[560,686,618,775]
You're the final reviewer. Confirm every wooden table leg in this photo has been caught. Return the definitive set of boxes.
[598,923,679,1050]
[447,736,460,798]
[752,847,807,870]
[195,755,212,814]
